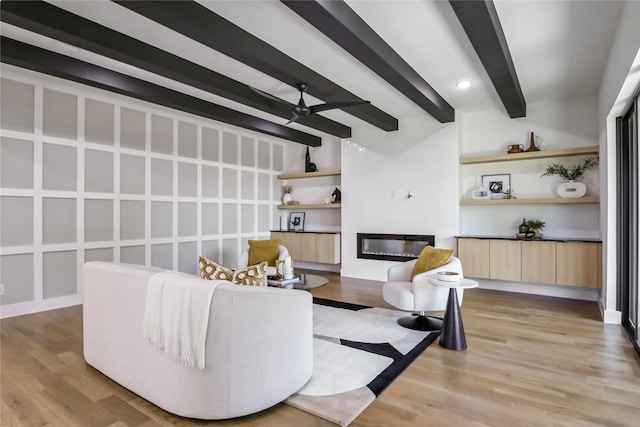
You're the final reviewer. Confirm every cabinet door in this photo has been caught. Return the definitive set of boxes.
[457,238,490,278]
[556,242,600,288]
[316,233,340,264]
[521,241,556,284]
[489,240,521,281]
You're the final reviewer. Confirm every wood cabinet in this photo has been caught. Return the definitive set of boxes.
[556,242,600,288]
[489,240,522,281]
[457,238,489,278]
[521,241,556,284]
[271,231,340,264]
[457,237,601,288]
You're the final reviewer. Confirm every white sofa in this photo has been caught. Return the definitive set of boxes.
[83,261,313,419]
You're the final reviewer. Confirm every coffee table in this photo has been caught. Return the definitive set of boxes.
[427,275,479,351]
[268,273,329,291]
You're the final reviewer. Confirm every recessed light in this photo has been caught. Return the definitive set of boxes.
[456,80,471,89]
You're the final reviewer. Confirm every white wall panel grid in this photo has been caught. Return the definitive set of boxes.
[0,67,287,318]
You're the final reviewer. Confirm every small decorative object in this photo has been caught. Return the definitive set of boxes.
[526,131,541,152]
[331,187,341,203]
[283,256,294,280]
[289,212,305,232]
[279,213,288,231]
[518,218,528,234]
[437,271,460,282]
[501,187,516,199]
[471,188,491,200]
[507,144,524,154]
[516,218,546,239]
[481,174,511,200]
[541,155,598,198]
[282,185,293,205]
[305,147,317,173]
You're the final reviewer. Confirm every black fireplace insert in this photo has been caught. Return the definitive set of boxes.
[357,233,435,262]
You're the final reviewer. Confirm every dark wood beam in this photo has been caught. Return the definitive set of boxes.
[114,0,399,132]
[0,0,349,139]
[282,0,455,124]
[0,37,321,146]
[449,0,526,118]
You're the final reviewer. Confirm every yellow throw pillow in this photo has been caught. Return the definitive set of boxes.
[199,256,234,281]
[233,262,268,286]
[248,239,281,267]
[410,246,454,280]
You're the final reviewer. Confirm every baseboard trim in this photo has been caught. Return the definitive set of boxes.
[475,279,600,302]
[598,296,622,324]
[0,295,82,319]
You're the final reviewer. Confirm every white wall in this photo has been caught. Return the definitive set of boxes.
[459,96,600,239]
[597,0,640,323]
[0,65,291,318]
[341,117,459,281]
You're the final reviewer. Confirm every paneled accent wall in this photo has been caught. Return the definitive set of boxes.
[0,70,286,317]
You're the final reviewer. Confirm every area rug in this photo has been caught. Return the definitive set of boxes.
[285,298,440,426]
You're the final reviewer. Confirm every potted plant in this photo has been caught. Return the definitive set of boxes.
[525,219,546,238]
[541,156,599,198]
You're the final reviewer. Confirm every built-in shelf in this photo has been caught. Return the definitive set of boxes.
[277,169,341,180]
[459,146,599,165]
[460,196,599,205]
[278,203,341,210]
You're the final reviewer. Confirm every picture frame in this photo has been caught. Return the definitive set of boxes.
[289,212,305,232]
[481,174,510,199]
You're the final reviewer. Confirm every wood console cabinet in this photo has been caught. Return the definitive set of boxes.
[271,231,341,264]
[457,237,601,288]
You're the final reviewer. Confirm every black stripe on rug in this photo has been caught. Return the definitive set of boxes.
[312,296,441,397]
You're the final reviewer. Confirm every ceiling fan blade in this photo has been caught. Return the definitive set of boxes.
[249,86,291,105]
[310,100,370,114]
[285,112,301,125]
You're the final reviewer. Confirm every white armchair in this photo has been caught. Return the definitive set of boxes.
[383,256,464,331]
[238,245,289,276]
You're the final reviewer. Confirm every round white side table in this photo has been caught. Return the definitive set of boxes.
[428,276,479,351]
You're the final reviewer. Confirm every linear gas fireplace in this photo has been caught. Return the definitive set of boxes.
[357,233,435,262]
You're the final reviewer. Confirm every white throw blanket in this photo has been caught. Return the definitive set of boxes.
[143,272,220,369]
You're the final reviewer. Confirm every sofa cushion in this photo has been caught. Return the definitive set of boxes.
[410,246,454,279]
[199,256,234,281]
[248,239,281,266]
[232,262,268,286]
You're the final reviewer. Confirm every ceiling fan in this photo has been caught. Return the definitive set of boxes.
[251,83,370,124]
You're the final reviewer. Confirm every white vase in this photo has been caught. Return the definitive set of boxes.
[282,193,293,205]
[557,181,586,198]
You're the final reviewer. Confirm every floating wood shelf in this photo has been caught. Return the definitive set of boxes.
[460,196,599,205]
[277,169,341,180]
[278,203,341,210]
[459,146,599,165]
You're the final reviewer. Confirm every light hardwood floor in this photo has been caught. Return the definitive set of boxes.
[2,272,639,426]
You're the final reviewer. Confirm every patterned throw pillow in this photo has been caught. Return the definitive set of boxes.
[199,256,234,281]
[232,262,268,286]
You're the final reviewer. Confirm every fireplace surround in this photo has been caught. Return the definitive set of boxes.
[357,233,435,262]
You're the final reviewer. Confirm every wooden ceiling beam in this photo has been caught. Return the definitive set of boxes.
[282,0,455,123]
[449,0,526,118]
[0,37,322,146]
[0,0,348,139]
[115,0,399,132]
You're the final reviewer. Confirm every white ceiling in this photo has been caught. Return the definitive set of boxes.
[1,0,625,136]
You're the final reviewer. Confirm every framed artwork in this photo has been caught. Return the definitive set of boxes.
[289,212,305,232]
[481,174,510,199]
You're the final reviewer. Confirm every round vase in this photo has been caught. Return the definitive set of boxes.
[282,193,293,205]
[557,181,586,198]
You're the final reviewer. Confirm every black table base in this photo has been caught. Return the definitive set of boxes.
[439,288,468,350]
[397,315,443,331]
